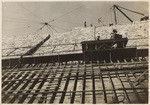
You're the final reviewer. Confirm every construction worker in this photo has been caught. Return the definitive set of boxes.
[98,18,101,23]
[84,21,87,28]
[97,36,100,40]
[111,29,122,39]
[110,29,117,39]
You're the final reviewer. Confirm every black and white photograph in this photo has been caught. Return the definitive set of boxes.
[2,1,149,104]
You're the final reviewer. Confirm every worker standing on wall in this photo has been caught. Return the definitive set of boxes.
[110,29,117,39]
[110,29,122,39]
[97,36,100,40]
[84,21,87,28]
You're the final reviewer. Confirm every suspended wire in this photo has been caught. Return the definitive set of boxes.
[46,25,49,34]
[48,24,58,33]
[50,25,69,31]
[48,3,88,23]
[30,24,46,35]
[46,25,53,34]
[36,24,46,31]
[4,2,88,38]
[16,2,45,23]
[3,26,31,31]
[3,19,41,25]
[3,5,46,38]
[116,5,144,16]
[55,19,82,25]
[3,16,41,23]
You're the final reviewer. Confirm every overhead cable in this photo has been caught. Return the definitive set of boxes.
[3,16,40,23]
[48,24,58,33]
[17,2,46,22]
[30,24,46,35]
[50,25,69,31]
[48,3,88,23]
[46,25,53,34]
[117,5,144,16]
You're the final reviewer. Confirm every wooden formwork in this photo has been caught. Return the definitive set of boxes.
[2,57,148,104]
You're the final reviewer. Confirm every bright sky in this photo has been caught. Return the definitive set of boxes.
[2,1,149,36]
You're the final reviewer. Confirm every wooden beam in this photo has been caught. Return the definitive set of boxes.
[108,72,119,103]
[125,73,143,103]
[28,73,50,103]
[116,71,131,103]
[59,65,72,103]
[2,72,25,103]
[81,65,86,104]
[8,72,35,103]
[91,62,96,104]
[49,66,65,103]
[98,61,107,103]
[70,65,79,103]
[18,72,44,103]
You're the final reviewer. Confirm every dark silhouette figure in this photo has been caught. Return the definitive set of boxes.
[109,23,113,27]
[111,29,117,39]
[111,29,122,39]
[84,21,87,28]
[97,36,100,40]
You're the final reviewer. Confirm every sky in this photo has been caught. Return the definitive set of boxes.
[2,1,149,37]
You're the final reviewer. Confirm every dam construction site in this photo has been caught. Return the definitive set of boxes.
[2,2,149,104]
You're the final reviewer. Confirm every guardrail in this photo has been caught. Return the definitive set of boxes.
[2,49,148,69]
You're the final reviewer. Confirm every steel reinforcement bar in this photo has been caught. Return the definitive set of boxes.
[2,59,148,104]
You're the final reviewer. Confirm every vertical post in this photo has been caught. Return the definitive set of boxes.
[58,53,60,65]
[123,42,125,48]
[86,44,88,51]
[113,5,117,25]
[18,56,23,68]
[136,48,138,60]
[109,49,112,62]
[94,26,96,40]
[34,56,35,65]
[9,58,11,68]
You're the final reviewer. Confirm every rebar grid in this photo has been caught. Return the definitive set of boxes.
[2,58,148,104]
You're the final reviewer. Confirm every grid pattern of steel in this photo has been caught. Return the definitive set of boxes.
[2,58,148,104]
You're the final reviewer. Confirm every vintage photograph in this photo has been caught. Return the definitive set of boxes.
[2,1,149,104]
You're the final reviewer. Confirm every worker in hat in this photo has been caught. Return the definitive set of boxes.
[110,29,117,39]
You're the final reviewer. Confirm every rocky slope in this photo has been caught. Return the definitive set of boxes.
[2,21,148,56]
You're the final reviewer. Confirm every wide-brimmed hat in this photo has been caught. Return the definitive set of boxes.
[113,29,117,33]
